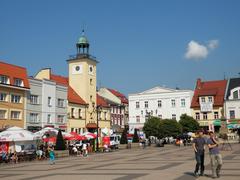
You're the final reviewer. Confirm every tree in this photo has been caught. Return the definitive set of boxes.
[132,129,139,143]
[55,129,66,150]
[179,114,200,133]
[158,119,182,138]
[120,125,128,144]
[143,117,161,138]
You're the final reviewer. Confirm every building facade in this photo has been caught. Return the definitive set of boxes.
[98,88,128,132]
[26,77,68,131]
[191,78,227,132]
[224,78,240,127]
[128,86,193,132]
[0,61,30,129]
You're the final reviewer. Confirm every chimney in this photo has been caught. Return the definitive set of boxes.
[196,78,202,89]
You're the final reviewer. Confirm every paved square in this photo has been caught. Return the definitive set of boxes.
[0,144,240,180]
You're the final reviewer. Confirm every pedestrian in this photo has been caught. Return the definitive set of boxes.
[192,130,206,177]
[207,131,223,179]
[48,145,55,165]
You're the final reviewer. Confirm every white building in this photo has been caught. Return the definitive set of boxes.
[224,78,240,126]
[26,77,68,131]
[128,86,193,132]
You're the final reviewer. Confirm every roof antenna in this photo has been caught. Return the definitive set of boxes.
[223,72,226,80]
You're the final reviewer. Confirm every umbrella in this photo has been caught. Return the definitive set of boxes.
[43,137,56,143]
[34,127,58,139]
[0,126,36,142]
[68,132,86,141]
[82,132,97,139]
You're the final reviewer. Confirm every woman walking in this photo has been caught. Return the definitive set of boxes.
[48,145,55,165]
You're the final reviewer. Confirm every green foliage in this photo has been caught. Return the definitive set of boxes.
[120,125,128,144]
[158,119,182,138]
[132,129,139,143]
[55,129,66,150]
[143,117,160,138]
[143,117,182,138]
[179,114,200,133]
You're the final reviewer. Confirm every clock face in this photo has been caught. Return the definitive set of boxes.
[75,66,80,71]
[72,64,82,74]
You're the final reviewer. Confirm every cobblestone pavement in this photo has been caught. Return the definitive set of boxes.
[0,144,240,180]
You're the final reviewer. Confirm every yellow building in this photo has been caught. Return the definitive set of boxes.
[191,78,227,132]
[67,31,111,132]
[0,61,29,129]
[34,31,111,133]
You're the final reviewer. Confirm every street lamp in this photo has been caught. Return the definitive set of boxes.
[96,105,101,152]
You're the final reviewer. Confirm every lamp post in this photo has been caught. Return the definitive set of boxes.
[96,105,100,152]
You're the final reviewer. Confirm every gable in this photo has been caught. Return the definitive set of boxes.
[139,86,176,95]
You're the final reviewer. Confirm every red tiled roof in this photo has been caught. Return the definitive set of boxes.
[108,88,128,104]
[97,94,110,108]
[191,79,227,108]
[50,74,87,105]
[0,61,30,89]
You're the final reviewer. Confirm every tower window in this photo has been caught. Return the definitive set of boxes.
[90,79,93,85]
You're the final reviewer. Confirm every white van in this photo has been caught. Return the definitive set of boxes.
[110,134,121,149]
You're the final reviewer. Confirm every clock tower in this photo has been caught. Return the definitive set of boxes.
[67,30,98,129]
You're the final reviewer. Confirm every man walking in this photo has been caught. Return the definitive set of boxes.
[192,130,206,177]
[207,131,223,179]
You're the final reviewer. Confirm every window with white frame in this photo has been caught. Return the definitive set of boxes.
[171,99,176,107]
[14,78,23,87]
[230,110,235,119]
[57,115,64,123]
[181,99,185,107]
[136,102,140,108]
[141,110,143,115]
[11,94,21,103]
[203,112,208,120]
[0,110,7,119]
[158,114,162,119]
[71,108,75,118]
[201,97,205,103]
[0,75,9,84]
[172,114,176,120]
[158,100,162,108]
[11,111,21,119]
[144,101,148,108]
[233,90,239,99]
[195,113,200,120]
[30,95,38,104]
[208,96,213,102]
[29,113,39,123]
[48,97,52,106]
[214,112,219,119]
[136,116,140,123]
[78,109,82,118]
[47,114,51,123]
[57,99,64,108]
[104,112,107,120]
[0,93,7,101]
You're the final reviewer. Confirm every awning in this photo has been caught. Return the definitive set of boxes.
[86,123,97,129]
[213,120,221,126]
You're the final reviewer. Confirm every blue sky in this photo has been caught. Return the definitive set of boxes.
[1,0,240,95]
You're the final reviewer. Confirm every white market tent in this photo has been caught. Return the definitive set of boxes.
[34,127,58,139]
[0,126,36,142]
[34,127,72,139]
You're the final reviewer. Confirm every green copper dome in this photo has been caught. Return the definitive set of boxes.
[77,36,89,44]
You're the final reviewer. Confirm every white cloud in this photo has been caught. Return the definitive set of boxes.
[208,39,219,50]
[185,41,208,60]
[185,39,219,60]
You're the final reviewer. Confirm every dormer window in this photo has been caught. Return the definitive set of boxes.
[14,78,23,87]
[208,96,213,102]
[233,90,239,99]
[0,75,9,84]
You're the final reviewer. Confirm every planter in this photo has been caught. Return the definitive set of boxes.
[54,150,69,158]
